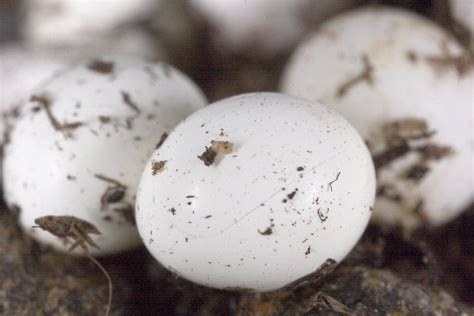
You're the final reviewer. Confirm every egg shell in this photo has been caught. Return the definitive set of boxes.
[0,46,68,144]
[136,92,375,291]
[281,7,474,228]
[189,0,354,57]
[0,41,168,140]
[22,0,161,46]
[450,0,474,36]
[3,57,207,256]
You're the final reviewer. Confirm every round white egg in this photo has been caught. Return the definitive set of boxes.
[281,7,474,228]
[136,92,375,291]
[450,0,474,36]
[3,57,207,256]
[189,0,354,57]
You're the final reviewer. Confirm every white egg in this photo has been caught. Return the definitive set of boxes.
[450,0,474,36]
[0,46,70,188]
[189,0,354,57]
[0,46,67,114]
[0,45,167,191]
[3,57,207,256]
[22,0,161,47]
[136,92,375,291]
[281,7,474,228]
[0,43,167,144]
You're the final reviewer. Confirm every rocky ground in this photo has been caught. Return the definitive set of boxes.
[1,199,472,315]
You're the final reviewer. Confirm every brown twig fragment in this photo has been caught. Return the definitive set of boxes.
[155,132,168,150]
[121,91,141,114]
[336,55,373,98]
[94,174,126,188]
[372,142,410,170]
[30,95,84,138]
[425,52,472,77]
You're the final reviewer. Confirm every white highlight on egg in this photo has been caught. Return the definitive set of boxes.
[136,92,375,291]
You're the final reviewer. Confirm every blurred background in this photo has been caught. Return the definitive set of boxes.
[0,0,471,106]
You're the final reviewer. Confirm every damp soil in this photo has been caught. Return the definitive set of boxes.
[1,197,472,315]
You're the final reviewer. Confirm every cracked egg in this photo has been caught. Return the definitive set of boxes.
[136,92,375,291]
[2,56,207,256]
[280,7,474,229]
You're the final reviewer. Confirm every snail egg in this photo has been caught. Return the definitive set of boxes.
[281,7,474,229]
[136,92,375,291]
[3,57,207,256]
[23,0,160,47]
[189,0,354,56]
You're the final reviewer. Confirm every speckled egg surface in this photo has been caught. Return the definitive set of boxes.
[281,7,474,228]
[3,57,207,256]
[136,92,375,291]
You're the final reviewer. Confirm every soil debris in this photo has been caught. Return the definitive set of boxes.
[87,60,114,74]
[151,160,167,175]
[121,91,141,114]
[100,186,126,209]
[30,95,84,137]
[114,205,136,225]
[211,140,234,155]
[373,141,410,170]
[383,118,434,141]
[404,164,430,181]
[425,51,472,77]
[198,140,235,166]
[94,174,126,188]
[377,184,402,202]
[155,132,168,150]
[416,144,453,161]
[198,146,217,166]
[336,54,373,98]
[258,227,273,236]
[99,116,111,124]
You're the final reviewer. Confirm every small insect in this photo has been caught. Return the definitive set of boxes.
[34,215,112,316]
[34,215,101,251]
